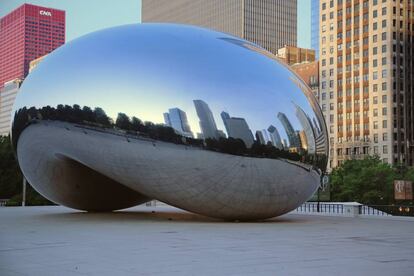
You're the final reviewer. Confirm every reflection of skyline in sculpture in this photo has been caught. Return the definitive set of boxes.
[221,111,254,148]
[163,108,193,138]
[267,125,283,149]
[294,104,316,154]
[193,99,220,140]
[277,112,301,149]
[10,23,329,221]
[255,130,266,145]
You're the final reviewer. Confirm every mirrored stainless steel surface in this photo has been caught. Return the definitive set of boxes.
[11,24,328,220]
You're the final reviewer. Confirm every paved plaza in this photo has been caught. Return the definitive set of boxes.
[1,205,413,276]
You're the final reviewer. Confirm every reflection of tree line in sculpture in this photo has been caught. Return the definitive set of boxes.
[13,104,326,167]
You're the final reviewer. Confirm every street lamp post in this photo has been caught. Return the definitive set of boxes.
[22,177,27,207]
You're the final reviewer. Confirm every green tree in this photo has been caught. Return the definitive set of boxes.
[330,156,396,204]
[0,135,51,206]
[0,135,22,199]
[115,112,131,130]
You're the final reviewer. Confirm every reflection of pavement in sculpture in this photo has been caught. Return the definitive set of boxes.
[18,121,319,220]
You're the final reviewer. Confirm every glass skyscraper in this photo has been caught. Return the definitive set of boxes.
[311,0,319,59]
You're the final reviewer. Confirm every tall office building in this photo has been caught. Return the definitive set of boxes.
[142,0,297,55]
[311,0,320,59]
[319,0,413,168]
[221,111,254,147]
[193,100,220,139]
[164,108,193,138]
[0,3,65,89]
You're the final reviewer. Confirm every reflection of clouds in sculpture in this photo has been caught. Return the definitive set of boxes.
[12,24,328,220]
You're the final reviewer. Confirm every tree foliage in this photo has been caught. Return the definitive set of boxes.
[0,135,22,199]
[0,136,51,205]
[330,156,414,205]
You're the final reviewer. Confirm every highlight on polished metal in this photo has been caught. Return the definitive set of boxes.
[11,23,328,220]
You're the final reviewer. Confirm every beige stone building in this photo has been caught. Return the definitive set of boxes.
[318,0,413,169]
[142,0,297,55]
[0,78,22,136]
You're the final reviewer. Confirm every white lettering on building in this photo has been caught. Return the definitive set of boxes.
[39,10,52,16]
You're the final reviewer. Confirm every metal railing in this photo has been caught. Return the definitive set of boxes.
[360,205,413,217]
[296,202,344,214]
[295,202,414,217]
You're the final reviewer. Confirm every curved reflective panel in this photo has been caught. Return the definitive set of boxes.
[11,24,328,220]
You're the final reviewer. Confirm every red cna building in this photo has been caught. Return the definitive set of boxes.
[0,4,65,89]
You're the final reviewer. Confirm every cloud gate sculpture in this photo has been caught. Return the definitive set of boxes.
[11,24,328,220]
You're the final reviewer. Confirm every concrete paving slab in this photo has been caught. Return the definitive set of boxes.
[1,205,413,276]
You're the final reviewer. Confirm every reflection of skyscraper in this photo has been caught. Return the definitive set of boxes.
[255,130,266,145]
[277,112,301,148]
[221,111,254,148]
[311,0,319,59]
[282,139,288,148]
[193,100,219,139]
[163,108,193,138]
[298,131,308,151]
[267,125,283,149]
[295,105,316,154]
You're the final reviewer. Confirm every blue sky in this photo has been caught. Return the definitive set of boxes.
[1,0,311,48]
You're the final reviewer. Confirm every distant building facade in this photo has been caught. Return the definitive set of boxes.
[319,0,414,168]
[142,0,297,55]
[311,0,320,59]
[0,79,22,136]
[0,3,65,89]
